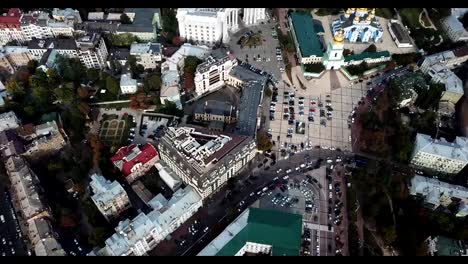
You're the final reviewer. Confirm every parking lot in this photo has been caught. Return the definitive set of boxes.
[268,79,367,159]
[229,21,284,82]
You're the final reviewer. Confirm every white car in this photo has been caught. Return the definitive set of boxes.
[300,163,306,168]
[295,167,300,171]
[276,168,283,174]
[327,159,333,164]
[283,175,289,180]
[285,169,292,174]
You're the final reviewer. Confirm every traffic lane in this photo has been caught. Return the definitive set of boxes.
[0,189,27,256]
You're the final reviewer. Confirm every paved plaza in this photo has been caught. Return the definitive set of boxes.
[269,72,367,157]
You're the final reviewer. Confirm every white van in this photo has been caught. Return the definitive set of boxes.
[0,215,5,223]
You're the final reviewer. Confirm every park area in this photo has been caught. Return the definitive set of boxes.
[99,114,128,147]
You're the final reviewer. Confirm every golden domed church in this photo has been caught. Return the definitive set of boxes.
[332,8,383,43]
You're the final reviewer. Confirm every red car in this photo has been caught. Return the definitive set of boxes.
[309,108,315,112]
[310,100,316,104]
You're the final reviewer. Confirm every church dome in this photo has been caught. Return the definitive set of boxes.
[333,30,344,44]
[354,16,360,22]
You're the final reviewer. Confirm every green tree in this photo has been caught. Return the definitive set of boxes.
[26,60,39,74]
[5,79,25,97]
[54,83,75,105]
[144,74,161,93]
[264,87,272,97]
[184,56,203,74]
[120,13,131,24]
[364,44,377,53]
[157,100,183,117]
[162,8,178,42]
[106,76,119,95]
[256,132,272,151]
[86,68,100,83]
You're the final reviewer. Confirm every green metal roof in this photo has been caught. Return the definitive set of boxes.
[313,23,325,34]
[289,12,324,57]
[216,208,303,256]
[344,51,391,62]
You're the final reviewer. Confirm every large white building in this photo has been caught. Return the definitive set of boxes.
[177,8,241,45]
[95,185,202,256]
[409,175,468,217]
[331,8,383,43]
[129,43,162,69]
[410,133,468,175]
[76,33,108,69]
[194,50,237,96]
[90,173,131,221]
[177,8,266,45]
[158,126,256,199]
[243,8,266,25]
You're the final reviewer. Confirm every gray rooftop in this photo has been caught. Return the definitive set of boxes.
[413,133,468,162]
[443,15,467,34]
[194,100,236,117]
[236,77,267,136]
[28,38,77,50]
[229,65,263,83]
[121,8,160,33]
[390,22,412,44]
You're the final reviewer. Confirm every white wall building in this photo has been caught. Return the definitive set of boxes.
[411,133,468,175]
[90,173,131,221]
[76,33,108,69]
[243,9,266,25]
[177,8,240,45]
[96,185,202,256]
[120,73,138,94]
[129,43,161,69]
[409,175,468,217]
[194,51,237,96]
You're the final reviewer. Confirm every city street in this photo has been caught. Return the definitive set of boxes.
[150,147,350,256]
[0,188,28,256]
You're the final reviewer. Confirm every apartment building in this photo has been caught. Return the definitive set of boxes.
[0,8,80,45]
[1,46,32,72]
[0,129,25,159]
[129,42,161,69]
[28,217,66,256]
[22,120,66,158]
[158,126,256,199]
[90,173,131,221]
[441,15,468,42]
[76,33,108,69]
[194,50,237,96]
[243,8,266,25]
[409,175,468,217]
[27,38,78,60]
[410,133,468,175]
[95,185,202,256]
[111,143,159,183]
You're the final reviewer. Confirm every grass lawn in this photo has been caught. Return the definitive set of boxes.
[399,8,423,30]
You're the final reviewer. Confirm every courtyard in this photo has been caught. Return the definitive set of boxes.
[99,116,127,146]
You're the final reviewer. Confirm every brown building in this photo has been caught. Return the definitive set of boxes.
[194,100,237,124]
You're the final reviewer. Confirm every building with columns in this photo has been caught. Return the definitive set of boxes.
[243,8,266,25]
[177,8,266,45]
[177,8,240,46]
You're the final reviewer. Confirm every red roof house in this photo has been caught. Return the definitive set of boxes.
[111,143,159,183]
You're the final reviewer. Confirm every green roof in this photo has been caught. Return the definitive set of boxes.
[216,208,303,256]
[313,23,325,34]
[344,51,391,62]
[289,12,324,57]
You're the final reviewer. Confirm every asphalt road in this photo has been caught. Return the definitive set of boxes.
[150,148,350,256]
